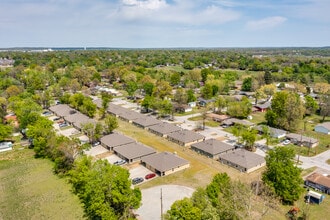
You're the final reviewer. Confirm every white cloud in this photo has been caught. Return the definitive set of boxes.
[122,0,167,10]
[246,16,287,30]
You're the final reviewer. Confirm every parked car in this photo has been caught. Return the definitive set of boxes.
[92,141,100,147]
[114,159,127,165]
[59,122,68,128]
[282,139,291,145]
[53,117,61,121]
[42,111,52,116]
[145,173,156,180]
[132,177,144,185]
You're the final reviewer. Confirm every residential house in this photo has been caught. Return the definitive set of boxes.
[148,122,182,137]
[314,122,330,135]
[218,149,266,173]
[286,133,319,148]
[254,101,271,112]
[141,152,190,176]
[222,118,255,128]
[191,139,235,159]
[113,142,156,164]
[49,104,76,117]
[100,133,135,150]
[167,129,205,147]
[255,125,287,139]
[305,172,330,194]
[0,142,13,152]
[132,115,162,129]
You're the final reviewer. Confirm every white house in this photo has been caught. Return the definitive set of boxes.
[314,122,330,135]
[0,142,13,152]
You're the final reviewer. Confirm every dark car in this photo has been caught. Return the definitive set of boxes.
[132,177,144,185]
[145,173,156,180]
[114,159,126,166]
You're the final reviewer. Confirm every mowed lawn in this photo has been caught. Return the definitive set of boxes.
[0,148,85,220]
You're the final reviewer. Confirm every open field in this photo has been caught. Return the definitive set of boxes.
[0,148,85,220]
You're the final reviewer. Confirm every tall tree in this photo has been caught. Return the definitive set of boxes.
[242,77,252,91]
[103,115,118,134]
[262,147,304,204]
[264,71,273,84]
[265,91,304,131]
[165,198,202,220]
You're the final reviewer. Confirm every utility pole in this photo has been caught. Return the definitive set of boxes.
[160,188,163,220]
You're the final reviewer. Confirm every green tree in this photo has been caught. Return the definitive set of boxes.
[125,81,138,97]
[262,147,304,204]
[0,123,13,141]
[304,95,318,115]
[104,114,118,134]
[187,89,197,103]
[69,156,141,219]
[264,71,273,84]
[265,91,304,131]
[201,83,213,99]
[241,129,257,151]
[166,198,202,220]
[242,77,252,91]
[227,97,252,118]
[141,95,154,112]
[320,94,330,122]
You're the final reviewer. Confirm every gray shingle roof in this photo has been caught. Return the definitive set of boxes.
[142,152,189,172]
[191,139,234,155]
[167,129,205,144]
[219,149,265,169]
[133,115,162,128]
[255,125,287,138]
[64,112,90,124]
[114,142,156,160]
[286,133,318,144]
[49,104,76,117]
[222,118,255,127]
[118,109,142,121]
[100,133,135,148]
[148,122,182,135]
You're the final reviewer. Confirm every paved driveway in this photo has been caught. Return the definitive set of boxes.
[84,145,108,157]
[135,185,194,220]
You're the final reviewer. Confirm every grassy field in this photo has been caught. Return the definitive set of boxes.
[0,148,85,220]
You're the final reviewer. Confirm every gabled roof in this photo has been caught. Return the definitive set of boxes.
[222,118,255,127]
[306,172,330,188]
[286,133,318,144]
[167,129,205,144]
[49,104,76,117]
[142,152,189,172]
[114,142,156,160]
[133,115,162,128]
[117,109,142,121]
[255,125,287,138]
[148,122,182,135]
[191,139,234,155]
[315,122,330,130]
[64,112,90,124]
[92,98,102,108]
[254,101,271,109]
[219,149,265,169]
[107,103,127,115]
[100,133,135,148]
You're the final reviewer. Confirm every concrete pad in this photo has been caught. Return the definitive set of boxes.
[135,185,194,220]
[104,154,122,164]
[84,145,108,157]
[129,165,153,180]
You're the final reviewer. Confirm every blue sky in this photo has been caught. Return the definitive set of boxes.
[0,0,329,48]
